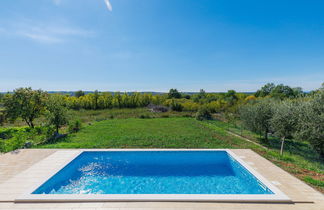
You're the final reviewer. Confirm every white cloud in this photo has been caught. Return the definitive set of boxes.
[104,0,112,11]
[1,19,94,44]
[20,32,63,43]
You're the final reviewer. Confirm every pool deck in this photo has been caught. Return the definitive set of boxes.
[0,149,323,210]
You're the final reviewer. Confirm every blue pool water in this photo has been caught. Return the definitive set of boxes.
[33,151,273,194]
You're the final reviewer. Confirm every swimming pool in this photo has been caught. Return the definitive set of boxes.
[18,149,291,202]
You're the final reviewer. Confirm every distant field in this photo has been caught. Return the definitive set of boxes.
[39,117,255,149]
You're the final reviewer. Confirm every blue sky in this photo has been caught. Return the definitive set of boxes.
[0,0,323,92]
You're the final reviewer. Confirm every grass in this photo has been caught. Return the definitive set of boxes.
[207,119,324,192]
[39,117,256,149]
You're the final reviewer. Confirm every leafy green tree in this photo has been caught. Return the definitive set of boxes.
[240,99,274,141]
[46,95,69,134]
[4,88,47,128]
[296,91,324,157]
[255,83,275,97]
[75,90,85,98]
[225,90,238,106]
[270,84,295,99]
[291,87,304,97]
[271,101,298,155]
[168,89,181,99]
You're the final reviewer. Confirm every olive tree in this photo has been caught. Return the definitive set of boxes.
[4,88,47,128]
[240,99,274,141]
[46,95,69,134]
[296,91,324,157]
[271,101,298,155]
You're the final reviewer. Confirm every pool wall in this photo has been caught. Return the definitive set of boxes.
[16,149,291,203]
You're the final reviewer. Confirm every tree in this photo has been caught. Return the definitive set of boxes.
[4,88,47,128]
[255,83,275,97]
[168,89,181,99]
[46,95,69,134]
[292,87,304,98]
[240,99,274,141]
[271,101,298,155]
[270,84,295,99]
[225,90,238,106]
[296,90,324,157]
[93,90,99,109]
[198,89,206,99]
[75,90,85,98]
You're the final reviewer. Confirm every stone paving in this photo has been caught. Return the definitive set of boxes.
[0,149,323,210]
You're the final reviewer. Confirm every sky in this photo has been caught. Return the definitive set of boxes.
[0,0,324,92]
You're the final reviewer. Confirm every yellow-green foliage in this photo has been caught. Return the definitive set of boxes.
[206,100,228,113]
[64,92,168,110]
[182,101,200,111]
[245,95,257,101]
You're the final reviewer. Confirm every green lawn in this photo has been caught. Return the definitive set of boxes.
[39,117,255,149]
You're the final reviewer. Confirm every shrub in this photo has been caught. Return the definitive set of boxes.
[195,107,212,121]
[139,114,151,119]
[68,120,82,133]
[0,126,53,152]
[0,111,5,126]
[182,101,199,112]
[170,100,183,112]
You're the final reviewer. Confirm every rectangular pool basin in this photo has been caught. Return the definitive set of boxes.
[17,149,291,202]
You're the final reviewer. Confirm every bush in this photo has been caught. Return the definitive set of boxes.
[139,114,151,119]
[0,111,5,126]
[0,126,54,152]
[195,107,212,121]
[170,100,183,112]
[182,101,199,112]
[68,120,82,133]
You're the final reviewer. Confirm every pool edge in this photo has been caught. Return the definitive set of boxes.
[15,149,292,203]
